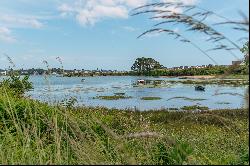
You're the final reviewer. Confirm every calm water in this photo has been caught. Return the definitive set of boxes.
[1,76,247,111]
[21,76,247,111]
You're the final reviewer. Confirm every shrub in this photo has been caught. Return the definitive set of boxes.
[0,72,33,96]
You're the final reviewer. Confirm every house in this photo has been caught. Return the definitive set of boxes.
[51,72,58,76]
[21,70,29,75]
[208,64,213,67]
[0,70,7,75]
[232,60,243,66]
[202,65,206,68]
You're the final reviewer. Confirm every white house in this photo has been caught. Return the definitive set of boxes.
[0,71,7,75]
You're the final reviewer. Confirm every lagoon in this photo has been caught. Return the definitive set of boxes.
[12,75,246,111]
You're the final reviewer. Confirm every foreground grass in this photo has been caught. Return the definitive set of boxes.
[0,87,249,165]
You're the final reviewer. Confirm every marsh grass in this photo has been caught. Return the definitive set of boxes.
[94,95,132,100]
[0,85,248,164]
[167,97,207,102]
[114,92,126,96]
[215,102,231,105]
[181,105,209,111]
[166,79,249,86]
[141,97,162,100]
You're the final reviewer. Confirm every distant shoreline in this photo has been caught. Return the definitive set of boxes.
[160,75,216,79]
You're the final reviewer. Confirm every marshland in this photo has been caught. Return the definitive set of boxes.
[0,0,249,165]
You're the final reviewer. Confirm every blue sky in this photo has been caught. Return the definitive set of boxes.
[0,0,249,70]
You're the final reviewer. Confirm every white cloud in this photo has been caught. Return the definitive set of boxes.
[119,0,149,7]
[0,13,45,43]
[0,27,16,43]
[58,0,200,26]
[122,26,138,32]
[0,14,44,29]
[58,0,149,26]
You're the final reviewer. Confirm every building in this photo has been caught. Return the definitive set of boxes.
[232,60,243,66]
[0,70,7,75]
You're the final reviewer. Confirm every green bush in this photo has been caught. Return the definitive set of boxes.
[0,73,33,96]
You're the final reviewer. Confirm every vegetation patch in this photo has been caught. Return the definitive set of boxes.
[141,97,162,100]
[114,92,126,96]
[166,79,249,86]
[216,102,231,105]
[167,97,207,101]
[95,95,132,100]
[168,107,179,110]
[181,105,209,111]
[213,92,244,97]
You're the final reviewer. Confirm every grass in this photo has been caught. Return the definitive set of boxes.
[94,95,132,100]
[0,86,249,165]
[166,79,249,86]
[114,92,126,96]
[181,105,209,111]
[216,74,249,80]
[167,97,207,101]
[141,97,162,100]
[216,102,231,105]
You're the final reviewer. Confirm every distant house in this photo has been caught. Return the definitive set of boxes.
[21,71,29,75]
[232,60,243,66]
[208,64,213,67]
[51,72,58,76]
[172,67,180,70]
[0,70,7,75]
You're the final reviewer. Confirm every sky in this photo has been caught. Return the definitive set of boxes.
[0,0,249,70]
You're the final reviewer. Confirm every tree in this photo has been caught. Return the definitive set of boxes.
[241,41,249,66]
[131,57,163,75]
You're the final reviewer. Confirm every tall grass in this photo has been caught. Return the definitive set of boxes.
[0,84,248,164]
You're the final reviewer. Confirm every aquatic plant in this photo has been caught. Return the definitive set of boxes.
[141,97,162,100]
[216,102,231,105]
[181,105,209,111]
[114,92,126,96]
[167,97,207,101]
[94,95,132,100]
[165,79,249,86]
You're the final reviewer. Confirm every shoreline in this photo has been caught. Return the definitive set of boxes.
[160,75,216,79]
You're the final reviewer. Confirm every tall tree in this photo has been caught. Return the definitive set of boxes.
[131,57,163,74]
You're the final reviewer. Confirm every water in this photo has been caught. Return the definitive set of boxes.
[1,76,247,111]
